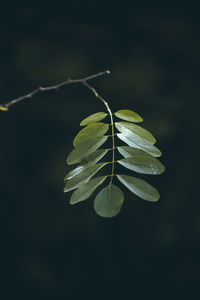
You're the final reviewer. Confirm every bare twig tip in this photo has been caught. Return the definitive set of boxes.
[0,105,8,111]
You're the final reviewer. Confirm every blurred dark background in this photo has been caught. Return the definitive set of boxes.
[1,1,200,299]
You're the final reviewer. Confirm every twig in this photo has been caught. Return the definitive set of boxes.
[0,70,110,111]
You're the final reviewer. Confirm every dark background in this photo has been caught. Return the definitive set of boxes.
[1,1,200,299]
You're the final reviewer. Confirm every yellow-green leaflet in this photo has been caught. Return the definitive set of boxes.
[64,162,107,192]
[114,109,143,123]
[80,149,109,165]
[66,136,108,165]
[73,122,109,147]
[80,112,108,126]
[65,149,109,181]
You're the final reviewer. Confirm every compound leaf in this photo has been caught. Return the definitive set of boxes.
[70,176,107,204]
[80,112,108,126]
[117,175,160,202]
[115,121,156,145]
[64,107,165,217]
[67,136,108,165]
[117,146,152,158]
[73,122,109,147]
[114,109,143,123]
[94,184,124,217]
[64,162,107,192]
[117,133,161,157]
[118,156,165,175]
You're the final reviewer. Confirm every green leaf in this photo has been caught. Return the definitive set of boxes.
[117,175,160,202]
[114,109,143,123]
[117,133,161,157]
[94,184,124,217]
[65,165,87,181]
[115,121,156,145]
[80,148,109,165]
[73,122,109,147]
[118,156,165,175]
[117,146,152,158]
[80,112,108,126]
[66,136,108,165]
[70,176,107,204]
[64,149,109,181]
[64,162,107,192]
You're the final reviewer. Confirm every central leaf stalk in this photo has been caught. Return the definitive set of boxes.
[108,108,115,184]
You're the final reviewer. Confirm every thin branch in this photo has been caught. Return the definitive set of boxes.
[0,70,110,111]
[82,81,110,113]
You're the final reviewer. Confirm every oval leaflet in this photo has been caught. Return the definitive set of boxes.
[114,109,143,123]
[73,122,109,147]
[80,112,108,126]
[94,184,124,217]
[70,176,107,204]
[117,174,160,202]
[118,156,165,175]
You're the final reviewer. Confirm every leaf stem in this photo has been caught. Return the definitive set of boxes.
[109,109,115,185]
[82,81,116,184]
